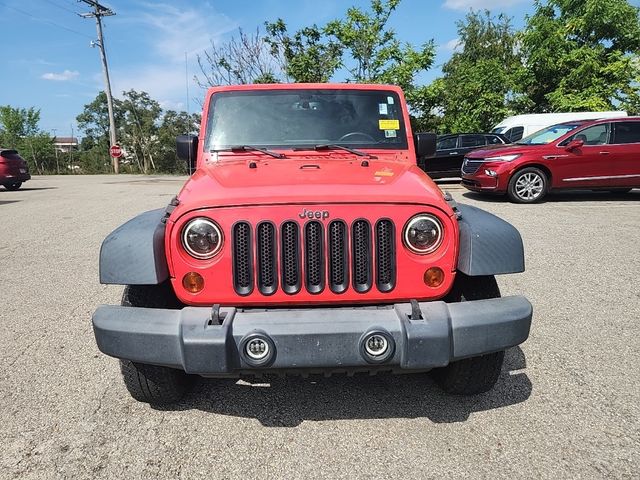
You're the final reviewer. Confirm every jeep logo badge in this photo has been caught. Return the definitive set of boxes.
[299,208,329,220]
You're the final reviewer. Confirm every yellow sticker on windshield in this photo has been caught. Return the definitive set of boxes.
[379,119,399,130]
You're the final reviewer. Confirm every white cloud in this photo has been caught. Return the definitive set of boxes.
[441,38,462,52]
[112,65,191,102]
[106,3,238,110]
[41,70,79,81]
[123,3,237,62]
[443,0,525,10]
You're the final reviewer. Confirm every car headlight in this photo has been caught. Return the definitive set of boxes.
[403,214,443,254]
[484,154,521,162]
[181,218,223,259]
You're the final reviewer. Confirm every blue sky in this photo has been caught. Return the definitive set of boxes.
[0,0,536,138]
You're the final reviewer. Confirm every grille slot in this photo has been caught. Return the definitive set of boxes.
[232,222,253,295]
[375,220,396,292]
[328,221,349,293]
[352,220,372,293]
[256,222,277,295]
[304,221,324,294]
[281,221,301,294]
[462,159,484,175]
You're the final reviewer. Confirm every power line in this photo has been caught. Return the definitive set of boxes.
[39,0,81,16]
[0,1,93,39]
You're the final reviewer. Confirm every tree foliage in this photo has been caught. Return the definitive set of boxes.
[417,11,524,132]
[76,91,200,174]
[0,105,56,174]
[265,20,343,83]
[325,0,435,93]
[520,0,640,113]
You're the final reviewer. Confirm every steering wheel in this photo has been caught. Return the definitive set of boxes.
[339,132,376,142]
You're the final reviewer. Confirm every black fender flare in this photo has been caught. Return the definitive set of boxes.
[456,204,525,276]
[99,209,169,285]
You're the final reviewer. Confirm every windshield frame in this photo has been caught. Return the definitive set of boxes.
[203,88,409,153]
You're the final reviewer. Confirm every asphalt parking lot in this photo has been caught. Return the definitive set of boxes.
[1,175,638,479]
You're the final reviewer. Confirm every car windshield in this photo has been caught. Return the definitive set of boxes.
[491,126,506,134]
[516,123,582,145]
[205,89,408,153]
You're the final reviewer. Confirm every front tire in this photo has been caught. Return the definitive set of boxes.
[507,167,547,203]
[433,274,505,395]
[4,182,22,191]
[119,283,193,404]
[120,359,193,405]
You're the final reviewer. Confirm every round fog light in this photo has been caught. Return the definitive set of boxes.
[365,334,388,357]
[360,330,395,364]
[240,332,276,367]
[246,338,270,360]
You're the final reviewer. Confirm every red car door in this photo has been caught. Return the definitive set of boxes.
[553,123,616,188]
[609,121,640,187]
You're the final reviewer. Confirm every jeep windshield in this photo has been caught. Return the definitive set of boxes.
[205,89,408,154]
[516,123,582,145]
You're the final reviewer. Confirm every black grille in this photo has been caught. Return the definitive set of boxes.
[352,220,372,292]
[328,221,349,293]
[305,221,324,294]
[462,159,484,175]
[257,222,277,295]
[376,220,396,292]
[280,222,301,294]
[232,222,253,295]
[231,217,395,296]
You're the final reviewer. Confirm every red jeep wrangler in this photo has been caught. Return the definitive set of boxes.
[93,84,532,404]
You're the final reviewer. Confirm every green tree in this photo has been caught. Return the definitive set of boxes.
[520,0,640,113]
[119,90,162,174]
[265,19,343,82]
[417,11,524,132]
[155,110,201,173]
[0,105,56,173]
[324,0,435,94]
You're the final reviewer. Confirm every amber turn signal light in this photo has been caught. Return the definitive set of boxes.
[424,267,444,288]
[182,272,204,293]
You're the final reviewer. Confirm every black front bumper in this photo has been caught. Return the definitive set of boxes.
[93,296,532,376]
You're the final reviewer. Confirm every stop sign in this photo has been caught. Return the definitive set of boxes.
[110,144,123,158]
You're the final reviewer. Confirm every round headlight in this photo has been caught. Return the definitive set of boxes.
[403,214,443,254]
[181,218,223,259]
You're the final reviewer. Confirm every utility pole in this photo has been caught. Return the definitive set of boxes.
[79,0,119,174]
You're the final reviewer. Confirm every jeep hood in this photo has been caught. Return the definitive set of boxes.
[174,154,449,215]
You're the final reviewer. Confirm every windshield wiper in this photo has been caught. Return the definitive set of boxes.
[211,145,286,159]
[312,144,373,158]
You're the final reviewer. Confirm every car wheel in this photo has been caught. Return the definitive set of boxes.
[507,167,547,203]
[4,182,22,191]
[119,282,194,404]
[432,274,505,395]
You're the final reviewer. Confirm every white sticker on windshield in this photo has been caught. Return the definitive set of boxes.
[385,129,397,138]
[387,96,394,104]
[378,103,388,115]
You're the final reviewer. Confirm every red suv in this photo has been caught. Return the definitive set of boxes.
[461,118,640,203]
[0,149,31,190]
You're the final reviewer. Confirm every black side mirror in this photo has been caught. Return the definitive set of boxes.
[177,134,198,174]
[414,133,437,158]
